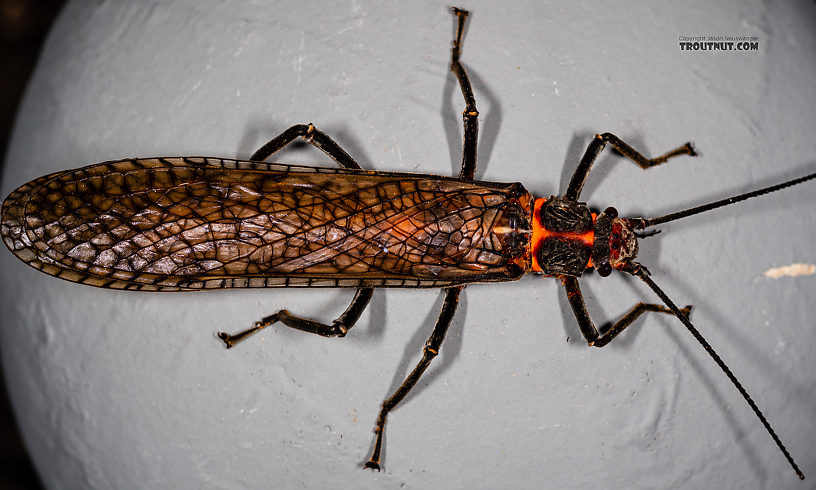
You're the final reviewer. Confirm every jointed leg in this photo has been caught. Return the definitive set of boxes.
[365,286,462,470]
[450,8,478,180]
[563,276,691,347]
[251,123,363,170]
[362,11,473,469]
[218,287,374,347]
[564,132,697,201]
[218,124,372,346]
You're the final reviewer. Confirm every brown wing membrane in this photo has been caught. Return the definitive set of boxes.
[1,158,532,290]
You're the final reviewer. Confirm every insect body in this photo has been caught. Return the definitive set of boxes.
[1,8,812,478]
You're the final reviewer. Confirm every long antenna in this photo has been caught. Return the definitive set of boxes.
[633,171,816,229]
[628,265,805,480]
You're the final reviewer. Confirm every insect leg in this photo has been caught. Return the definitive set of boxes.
[562,276,691,347]
[450,8,478,180]
[564,133,697,201]
[237,123,374,345]
[363,13,472,468]
[218,287,373,347]
[365,286,461,471]
[250,123,363,170]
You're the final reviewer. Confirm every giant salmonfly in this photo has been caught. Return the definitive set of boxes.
[1,7,812,477]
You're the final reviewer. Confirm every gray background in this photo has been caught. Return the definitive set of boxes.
[1,0,815,489]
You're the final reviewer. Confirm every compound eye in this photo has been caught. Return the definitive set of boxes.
[597,262,612,277]
[604,206,618,218]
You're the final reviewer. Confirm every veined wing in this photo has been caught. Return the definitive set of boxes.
[1,157,532,291]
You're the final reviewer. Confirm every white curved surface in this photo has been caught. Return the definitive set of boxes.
[1,1,815,489]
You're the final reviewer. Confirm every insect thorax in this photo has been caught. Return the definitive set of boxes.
[531,197,594,277]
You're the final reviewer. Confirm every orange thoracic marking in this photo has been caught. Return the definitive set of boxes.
[530,197,595,274]
[1,157,533,291]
